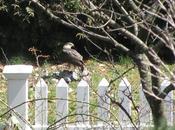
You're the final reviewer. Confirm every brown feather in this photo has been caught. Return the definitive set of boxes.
[63,47,84,70]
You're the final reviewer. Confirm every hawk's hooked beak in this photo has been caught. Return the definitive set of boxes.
[71,44,75,49]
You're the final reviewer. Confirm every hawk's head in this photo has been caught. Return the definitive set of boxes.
[63,42,75,49]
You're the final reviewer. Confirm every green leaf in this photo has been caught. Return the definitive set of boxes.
[26,7,34,17]
[76,33,87,40]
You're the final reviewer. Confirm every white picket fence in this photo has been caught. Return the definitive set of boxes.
[2,65,174,130]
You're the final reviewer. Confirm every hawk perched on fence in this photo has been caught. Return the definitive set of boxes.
[62,42,84,71]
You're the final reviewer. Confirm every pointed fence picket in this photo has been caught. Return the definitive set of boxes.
[97,78,110,123]
[2,65,175,130]
[35,78,48,130]
[161,79,174,126]
[56,78,69,125]
[76,80,89,124]
[139,86,152,127]
[118,77,132,126]
[97,78,110,130]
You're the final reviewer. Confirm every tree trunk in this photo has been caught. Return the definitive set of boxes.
[134,53,167,130]
[149,98,167,130]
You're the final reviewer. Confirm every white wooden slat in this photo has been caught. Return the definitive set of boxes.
[139,85,152,126]
[56,78,69,127]
[65,124,114,130]
[76,80,89,124]
[97,78,110,124]
[161,79,174,126]
[118,77,132,125]
[35,78,48,128]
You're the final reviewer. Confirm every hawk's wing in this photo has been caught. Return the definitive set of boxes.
[63,48,84,66]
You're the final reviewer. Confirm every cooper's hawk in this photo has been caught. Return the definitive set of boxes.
[62,42,84,71]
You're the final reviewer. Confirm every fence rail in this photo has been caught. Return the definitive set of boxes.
[2,65,174,130]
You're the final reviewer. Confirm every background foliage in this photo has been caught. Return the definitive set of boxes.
[0,0,174,63]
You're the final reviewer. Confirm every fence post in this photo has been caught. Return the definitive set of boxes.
[3,65,33,130]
